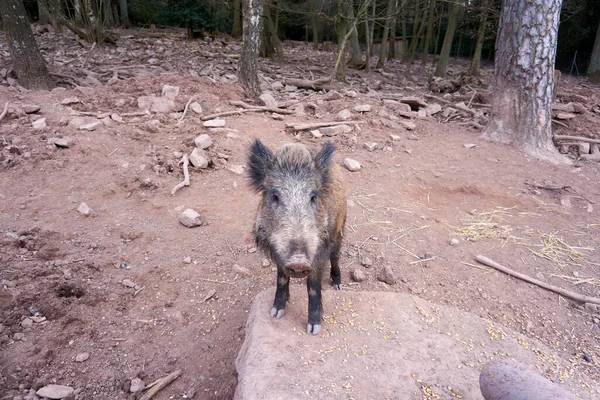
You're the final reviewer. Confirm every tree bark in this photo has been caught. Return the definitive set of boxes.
[334,0,348,80]
[369,0,375,56]
[232,0,242,37]
[119,0,129,28]
[0,0,54,90]
[38,0,51,25]
[345,1,363,66]
[587,20,600,82]
[468,0,489,76]
[239,0,263,97]
[376,0,396,68]
[482,0,567,164]
[421,0,436,64]
[434,0,461,77]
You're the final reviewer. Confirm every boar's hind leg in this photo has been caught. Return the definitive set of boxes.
[271,268,290,319]
[306,275,323,335]
[330,237,342,290]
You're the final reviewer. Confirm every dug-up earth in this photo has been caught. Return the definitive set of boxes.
[1,27,600,400]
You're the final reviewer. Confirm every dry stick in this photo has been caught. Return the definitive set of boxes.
[121,111,150,117]
[554,134,600,145]
[551,119,569,129]
[423,94,452,105]
[229,100,295,114]
[139,369,182,400]
[81,42,96,70]
[475,255,600,305]
[177,96,197,124]
[286,120,364,131]
[0,101,9,123]
[201,109,252,121]
[171,155,190,195]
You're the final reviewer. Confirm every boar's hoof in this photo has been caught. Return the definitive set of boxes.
[333,283,342,290]
[307,323,321,335]
[283,263,313,279]
[270,307,285,319]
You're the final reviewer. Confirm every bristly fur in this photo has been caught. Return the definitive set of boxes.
[248,139,274,192]
[314,142,335,187]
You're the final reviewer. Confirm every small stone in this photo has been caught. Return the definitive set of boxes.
[137,95,156,110]
[13,332,25,341]
[60,97,81,105]
[463,143,477,149]
[311,129,323,138]
[183,257,192,264]
[344,158,361,172]
[425,103,442,116]
[189,148,210,169]
[111,113,123,123]
[79,121,103,131]
[36,385,74,399]
[556,112,576,120]
[407,134,420,141]
[248,247,257,253]
[583,353,593,362]
[150,97,176,113]
[190,102,203,114]
[390,134,401,141]
[32,118,47,130]
[227,165,245,175]
[360,256,373,267]
[203,119,226,127]
[20,318,33,328]
[321,125,351,136]
[383,99,411,113]
[47,138,70,148]
[130,378,145,393]
[354,104,371,112]
[161,84,180,100]
[449,238,459,246]
[271,113,284,120]
[261,258,271,268]
[233,264,251,276]
[344,90,358,98]
[417,109,427,118]
[399,96,428,110]
[336,109,352,121]
[75,352,90,362]
[323,90,342,101]
[378,265,396,285]
[77,202,92,216]
[351,269,366,282]
[259,92,278,108]
[410,287,423,295]
[560,196,571,207]
[399,120,417,130]
[363,142,378,152]
[194,134,213,149]
[22,104,41,114]
[122,279,136,288]
[179,208,207,228]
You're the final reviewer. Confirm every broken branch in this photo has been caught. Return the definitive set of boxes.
[171,155,190,195]
[282,77,332,91]
[139,369,182,400]
[554,134,600,145]
[0,101,9,123]
[286,120,364,131]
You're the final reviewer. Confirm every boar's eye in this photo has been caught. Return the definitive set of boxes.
[310,190,318,205]
[269,189,280,205]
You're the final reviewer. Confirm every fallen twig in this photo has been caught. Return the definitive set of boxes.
[198,278,235,286]
[0,101,9,123]
[139,369,182,400]
[171,155,190,195]
[229,100,295,114]
[201,109,252,121]
[423,94,451,105]
[121,111,150,117]
[286,120,364,131]
[282,77,332,91]
[177,95,196,125]
[81,42,96,70]
[554,134,600,145]
[475,255,600,305]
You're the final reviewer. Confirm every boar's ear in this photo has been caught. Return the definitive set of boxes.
[248,139,274,191]
[314,142,335,184]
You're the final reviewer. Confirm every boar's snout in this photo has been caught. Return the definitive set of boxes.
[283,254,313,278]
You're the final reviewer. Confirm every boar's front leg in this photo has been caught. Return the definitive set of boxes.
[306,274,323,335]
[271,267,290,319]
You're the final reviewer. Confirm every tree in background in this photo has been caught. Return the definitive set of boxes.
[434,0,462,77]
[239,0,263,96]
[482,0,566,163]
[588,20,600,82]
[376,0,397,68]
[0,0,54,90]
[231,0,242,37]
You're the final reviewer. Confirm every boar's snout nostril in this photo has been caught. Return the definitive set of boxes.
[283,263,313,278]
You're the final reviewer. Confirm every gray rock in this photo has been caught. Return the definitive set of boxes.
[179,208,207,228]
[23,104,41,114]
[32,118,47,130]
[272,81,284,90]
[130,378,145,393]
[417,109,427,118]
[190,102,203,114]
[203,119,226,128]
[360,256,373,267]
[383,99,411,113]
[137,95,155,110]
[150,97,176,113]
[183,256,192,264]
[75,352,90,362]
[122,279,136,288]
[336,109,352,121]
[323,90,342,101]
[399,96,428,110]
[363,142,378,152]
[77,202,92,216]
[161,84,180,100]
[552,103,575,113]
[354,104,371,112]
[60,97,81,105]
[259,93,278,108]
[310,129,323,138]
[450,238,460,246]
[13,332,25,341]
[79,121,103,131]
[425,103,442,116]
[351,268,366,282]
[378,265,396,285]
[343,158,361,172]
[189,148,210,169]
[227,165,245,175]
[320,125,351,136]
[111,113,123,123]
[36,384,74,399]
[556,112,576,120]
[20,318,33,328]
[271,113,284,120]
[194,134,213,149]
[399,120,417,130]
[233,264,252,276]
[47,138,70,148]
[390,134,401,141]
[261,259,271,268]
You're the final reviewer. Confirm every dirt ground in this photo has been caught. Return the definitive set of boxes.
[1,27,599,400]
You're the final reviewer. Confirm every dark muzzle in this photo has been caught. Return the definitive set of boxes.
[283,263,313,278]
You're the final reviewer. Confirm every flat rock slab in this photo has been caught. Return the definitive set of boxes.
[235,289,596,400]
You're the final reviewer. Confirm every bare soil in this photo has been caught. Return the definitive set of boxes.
[0,27,599,399]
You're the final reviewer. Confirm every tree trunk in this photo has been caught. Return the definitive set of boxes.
[239,0,263,97]
[119,0,129,28]
[260,3,283,61]
[364,13,371,72]
[587,20,600,82]
[0,0,54,90]
[421,0,436,64]
[334,0,348,80]
[369,0,376,56]
[468,0,488,76]
[482,0,566,164]
[311,0,319,50]
[346,1,363,66]
[376,0,396,68]
[388,0,398,60]
[434,1,461,77]
[231,0,242,37]
[38,0,51,24]
[103,0,115,27]
[408,0,429,63]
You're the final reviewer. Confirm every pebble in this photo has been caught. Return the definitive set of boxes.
[261,258,271,268]
[343,158,361,172]
[22,104,41,114]
[351,269,366,282]
[233,264,251,276]
[36,384,74,399]
[203,119,226,128]
[311,129,323,138]
[75,352,90,362]
[20,318,33,328]
[449,238,459,246]
[378,265,396,285]
[122,279,136,288]
[360,256,373,268]
[161,84,180,100]
[190,102,203,114]
[271,113,284,120]
[32,118,47,130]
[363,142,378,152]
[323,90,342,101]
[183,257,192,264]
[60,97,81,105]
[354,104,371,112]
[79,121,103,131]
[77,202,92,216]
[47,138,70,148]
[259,92,278,108]
[111,113,123,123]
[390,134,401,141]
[321,125,351,136]
[227,165,245,175]
[130,378,145,393]
[189,148,210,169]
[194,134,213,149]
[336,109,352,121]
[179,208,207,228]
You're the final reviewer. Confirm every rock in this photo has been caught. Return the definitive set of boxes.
[310,129,323,138]
[137,95,155,110]
[32,118,47,130]
[190,102,203,114]
[351,268,366,282]
[449,238,459,246]
[378,265,396,285]
[179,209,207,228]
[189,148,210,169]
[151,97,176,113]
[271,113,284,120]
[360,256,373,267]
[424,103,442,116]
[85,74,102,87]
[261,259,271,268]
[111,113,123,123]
[417,109,427,118]
[336,109,352,121]
[60,97,81,105]
[320,125,351,136]
[36,385,74,399]
[47,138,70,148]
[572,102,587,114]
[552,103,576,113]
[344,90,358,97]
[323,90,342,101]
[130,378,145,393]
[203,119,226,128]
[77,202,92,216]
[363,142,378,152]
[233,264,252,276]
[390,134,401,141]
[227,165,245,175]
[79,121,103,131]
[122,279,136,288]
[399,96,428,110]
[194,134,213,149]
[343,158,361,172]
[293,103,305,116]
[161,84,180,100]
[20,318,33,328]
[354,104,372,112]
[22,104,41,114]
[75,352,90,362]
[383,99,411,113]
[463,143,477,149]
[183,257,192,264]
[399,120,417,130]
[259,93,278,108]
[13,332,25,341]
[556,112,576,120]
[584,303,599,312]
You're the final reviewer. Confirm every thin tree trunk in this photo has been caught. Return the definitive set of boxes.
[0,0,54,90]
[334,0,348,80]
[311,0,319,49]
[232,0,242,37]
[119,0,129,28]
[408,0,428,63]
[369,0,376,56]
[482,0,566,163]
[434,1,461,77]
[346,1,363,66]
[376,0,396,68]
[400,0,407,59]
[422,0,436,64]
[38,0,51,25]
[587,20,600,82]
[388,0,398,60]
[468,0,488,76]
[239,0,263,97]
[365,13,371,72]
[432,10,443,64]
